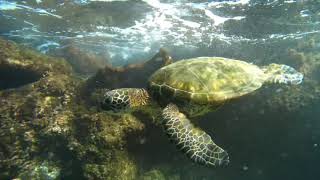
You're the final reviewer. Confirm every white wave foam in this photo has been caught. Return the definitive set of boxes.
[0,1,22,10]
[3,0,316,65]
[284,0,296,3]
[208,0,250,7]
[68,0,251,62]
[0,1,62,18]
[269,30,320,40]
[74,0,130,4]
[37,41,60,53]
[203,8,245,26]
[90,0,131,1]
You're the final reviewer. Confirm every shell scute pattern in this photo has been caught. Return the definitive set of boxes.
[149,57,265,104]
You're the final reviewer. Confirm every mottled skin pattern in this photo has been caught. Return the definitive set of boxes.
[101,57,303,167]
[262,63,304,84]
[162,104,229,166]
[102,88,150,112]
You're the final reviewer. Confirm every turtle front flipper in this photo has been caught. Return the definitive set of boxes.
[100,88,150,112]
[162,104,229,167]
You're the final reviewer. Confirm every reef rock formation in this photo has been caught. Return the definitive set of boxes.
[50,42,109,76]
[0,39,72,90]
[0,38,144,180]
[82,48,172,105]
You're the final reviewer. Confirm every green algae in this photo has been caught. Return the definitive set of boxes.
[140,169,166,180]
[18,161,61,180]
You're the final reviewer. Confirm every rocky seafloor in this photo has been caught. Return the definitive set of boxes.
[0,37,320,180]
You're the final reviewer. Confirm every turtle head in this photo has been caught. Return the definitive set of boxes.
[100,89,130,112]
[100,88,151,113]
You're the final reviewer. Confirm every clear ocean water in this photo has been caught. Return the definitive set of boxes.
[0,0,320,179]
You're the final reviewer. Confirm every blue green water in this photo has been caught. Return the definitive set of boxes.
[1,0,320,179]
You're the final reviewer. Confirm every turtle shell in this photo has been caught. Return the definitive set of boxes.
[148,57,266,104]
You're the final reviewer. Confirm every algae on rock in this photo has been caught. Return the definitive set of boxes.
[0,38,144,180]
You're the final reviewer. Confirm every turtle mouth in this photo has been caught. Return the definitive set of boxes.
[0,64,42,90]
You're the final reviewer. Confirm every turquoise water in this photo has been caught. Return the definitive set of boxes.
[1,0,320,179]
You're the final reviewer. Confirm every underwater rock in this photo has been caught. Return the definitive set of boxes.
[83,151,137,180]
[0,38,145,179]
[50,42,109,76]
[0,38,80,179]
[85,48,171,89]
[82,48,172,104]
[287,48,320,81]
[0,38,72,90]
[17,160,61,180]
[140,169,166,180]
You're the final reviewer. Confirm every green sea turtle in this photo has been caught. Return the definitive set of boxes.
[99,57,303,167]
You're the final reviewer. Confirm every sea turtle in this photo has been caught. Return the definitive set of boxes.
[99,57,303,167]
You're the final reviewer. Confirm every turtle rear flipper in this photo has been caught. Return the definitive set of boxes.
[262,63,303,85]
[162,104,229,166]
